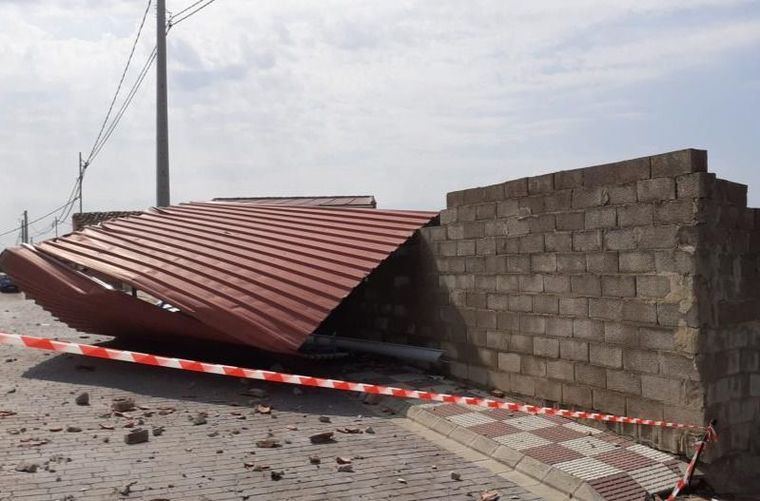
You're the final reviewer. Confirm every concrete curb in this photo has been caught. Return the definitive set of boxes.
[379,397,605,500]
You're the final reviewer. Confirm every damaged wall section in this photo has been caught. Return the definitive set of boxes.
[325,149,759,493]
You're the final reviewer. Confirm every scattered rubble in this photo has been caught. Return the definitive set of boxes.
[112,398,135,413]
[190,412,208,425]
[75,392,90,406]
[364,426,375,434]
[337,464,353,473]
[270,470,284,481]
[118,481,138,496]
[255,438,280,448]
[318,416,331,423]
[66,426,82,433]
[309,455,321,465]
[309,431,334,444]
[450,471,462,481]
[124,428,149,445]
[397,478,407,484]
[336,457,352,465]
[255,404,271,415]
[490,389,505,398]
[15,461,38,473]
[480,490,500,501]
[152,426,165,437]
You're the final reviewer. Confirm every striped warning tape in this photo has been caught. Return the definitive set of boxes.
[665,421,717,500]
[0,332,706,431]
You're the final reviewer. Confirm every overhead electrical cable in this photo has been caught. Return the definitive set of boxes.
[85,0,154,165]
[169,0,218,26]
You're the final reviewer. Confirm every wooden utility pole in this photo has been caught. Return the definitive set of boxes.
[156,0,170,207]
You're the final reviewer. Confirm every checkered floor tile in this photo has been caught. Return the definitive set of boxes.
[554,457,622,481]
[347,366,688,500]
[493,431,552,450]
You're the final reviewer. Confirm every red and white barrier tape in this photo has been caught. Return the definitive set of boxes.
[666,422,718,500]
[0,332,706,431]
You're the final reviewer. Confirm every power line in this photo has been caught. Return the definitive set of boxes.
[0,200,81,239]
[170,0,207,20]
[169,0,218,26]
[85,0,153,165]
[89,47,158,163]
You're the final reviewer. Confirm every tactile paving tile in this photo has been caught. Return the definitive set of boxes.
[561,436,619,456]
[493,431,552,450]
[428,404,471,417]
[537,413,572,424]
[447,412,498,427]
[531,424,587,442]
[522,443,584,465]
[467,420,522,438]
[595,448,657,470]
[626,443,675,463]
[588,472,649,501]
[503,415,557,431]
[554,457,623,481]
[628,463,679,493]
[562,421,605,435]
[482,408,518,420]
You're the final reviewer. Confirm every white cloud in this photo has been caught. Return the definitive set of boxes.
[0,0,759,247]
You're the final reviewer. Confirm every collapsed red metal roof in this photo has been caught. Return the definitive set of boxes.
[0,202,437,353]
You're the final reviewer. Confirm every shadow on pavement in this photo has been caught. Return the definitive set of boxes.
[20,336,394,418]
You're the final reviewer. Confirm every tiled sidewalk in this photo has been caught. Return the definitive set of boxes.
[347,368,689,501]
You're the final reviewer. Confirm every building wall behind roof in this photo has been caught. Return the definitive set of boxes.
[324,149,760,493]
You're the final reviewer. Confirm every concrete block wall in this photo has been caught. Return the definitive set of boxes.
[322,149,759,493]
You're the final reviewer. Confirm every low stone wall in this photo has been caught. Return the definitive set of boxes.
[323,149,759,493]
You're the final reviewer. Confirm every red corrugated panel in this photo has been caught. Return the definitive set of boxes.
[0,203,437,353]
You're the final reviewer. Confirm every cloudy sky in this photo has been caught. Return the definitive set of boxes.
[1,0,759,248]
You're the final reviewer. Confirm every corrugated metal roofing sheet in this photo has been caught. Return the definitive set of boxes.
[212,196,377,208]
[0,202,437,353]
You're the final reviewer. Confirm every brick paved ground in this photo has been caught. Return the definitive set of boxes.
[0,293,542,501]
